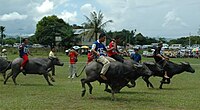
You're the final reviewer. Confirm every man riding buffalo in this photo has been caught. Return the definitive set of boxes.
[19,38,32,72]
[81,60,152,100]
[107,36,124,63]
[4,57,64,86]
[91,32,116,80]
[153,41,170,79]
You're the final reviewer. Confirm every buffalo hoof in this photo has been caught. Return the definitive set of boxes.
[3,81,6,85]
[49,83,53,86]
[81,90,86,97]
[51,78,55,82]
[159,86,163,89]
[104,89,112,93]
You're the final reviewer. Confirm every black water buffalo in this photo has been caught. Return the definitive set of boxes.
[103,60,159,93]
[81,60,152,100]
[4,57,64,86]
[0,57,11,79]
[142,61,195,89]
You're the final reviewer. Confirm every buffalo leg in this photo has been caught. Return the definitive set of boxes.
[104,84,111,93]
[159,78,171,89]
[48,73,55,82]
[81,76,97,97]
[43,73,53,86]
[81,78,86,97]
[126,80,136,88]
[2,72,6,79]
[4,71,13,84]
[86,82,93,94]
[111,89,115,101]
[12,72,20,85]
[51,65,55,76]
[142,76,154,88]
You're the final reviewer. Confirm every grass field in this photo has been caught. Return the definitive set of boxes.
[0,51,200,110]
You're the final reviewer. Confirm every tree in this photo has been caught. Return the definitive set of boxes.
[83,11,113,40]
[135,33,146,45]
[35,15,73,48]
[0,26,6,46]
[29,35,38,44]
[4,38,16,45]
[158,37,167,43]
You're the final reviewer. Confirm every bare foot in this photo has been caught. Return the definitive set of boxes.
[20,66,23,70]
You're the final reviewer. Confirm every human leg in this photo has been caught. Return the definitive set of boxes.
[97,56,110,80]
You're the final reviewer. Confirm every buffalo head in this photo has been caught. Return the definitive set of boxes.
[133,63,152,76]
[181,62,195,73]
[50,57,64,66]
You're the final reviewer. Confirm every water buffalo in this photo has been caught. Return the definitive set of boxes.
[0,57,11,79]
[142,61,195,89]
[81,60,152,100]
[4,57,64,86]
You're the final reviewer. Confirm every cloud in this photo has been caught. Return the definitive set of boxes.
[80,3,96,15]
[162,10,188,28]
[0,12,27,21]
[36,0,54,13]
[58,11,77,23]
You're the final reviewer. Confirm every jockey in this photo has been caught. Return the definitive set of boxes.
[153,42,170,79]
[91,32,115,80]
[19,38,32,71]
[107,36,124,63]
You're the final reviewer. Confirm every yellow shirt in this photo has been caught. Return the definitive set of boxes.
[49,51,56,58]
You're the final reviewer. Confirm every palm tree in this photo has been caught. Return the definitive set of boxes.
[84,11,113,41]
[0,26,5,46]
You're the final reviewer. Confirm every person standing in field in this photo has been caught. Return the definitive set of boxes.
[49,47,56,76]
[68,47,78,79]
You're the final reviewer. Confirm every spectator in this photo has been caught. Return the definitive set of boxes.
[68,48,78,79]
[130,48,141,63]
[87,50,94,64]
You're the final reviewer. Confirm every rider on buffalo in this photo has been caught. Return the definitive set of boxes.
[153,41,169,79]
[19,38,32,72]
[91,32,116,80]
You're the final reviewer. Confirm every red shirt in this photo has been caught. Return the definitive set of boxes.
[87,52,94,64]
[69,51,78,64]
[107,41,117,57]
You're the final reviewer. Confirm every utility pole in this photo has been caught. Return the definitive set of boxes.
[18,28,24,44]
[189,32,191,48]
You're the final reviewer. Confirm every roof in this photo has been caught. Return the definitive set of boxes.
[73,29,91,35]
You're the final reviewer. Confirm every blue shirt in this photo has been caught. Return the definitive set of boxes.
[92,40,107,58]
[19,43,29,58]
[131,53,141,63]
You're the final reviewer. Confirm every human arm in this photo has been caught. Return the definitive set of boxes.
[107,42,115,52]
[91,44,100,56]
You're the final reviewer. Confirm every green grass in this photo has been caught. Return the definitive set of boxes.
[0,51,200,110]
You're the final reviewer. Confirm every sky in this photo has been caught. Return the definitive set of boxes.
[0,0,200,38]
